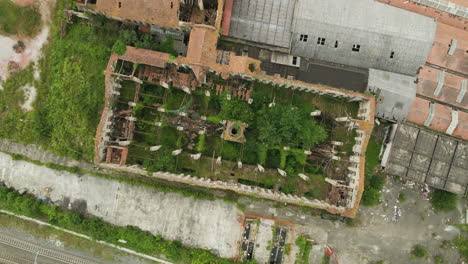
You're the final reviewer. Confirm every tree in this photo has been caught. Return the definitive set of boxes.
[118,29,138,45]
[256,105,327,148]
[135,34,155,50]
[430,189,457,211]
[112,40,126,55]
[156,37,178,57]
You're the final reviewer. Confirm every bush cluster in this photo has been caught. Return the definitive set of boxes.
[0,187,236,264]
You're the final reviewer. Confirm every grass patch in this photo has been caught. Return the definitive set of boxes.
[361,134,385,206]
[430,189,457,212]
[397,192,406,203]
[0,0,41,37]
[295,236,312,264]
[411,245,428,259]
[453,224,468,261]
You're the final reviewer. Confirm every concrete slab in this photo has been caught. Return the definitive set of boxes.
[429,160,451,179]
[393,125,419,151]
[414,130,437,157]
[447,166,468,185]
[453,143,468,169]
[426,175,446,189]
[253,219,274,264]
[444,181,466,195]
[433,136,457,162]
[406,169,427,183]
[410,154,431,173]
[388,148,413,168]
[386,163,408,177]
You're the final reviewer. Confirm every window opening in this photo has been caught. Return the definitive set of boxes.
[292,56,298,65]
[317,37,325,45]
[118,1,121,8]
[299,34,308,42]
[390,51,395,59]
[352,44,360,52]
[334,41,338,48]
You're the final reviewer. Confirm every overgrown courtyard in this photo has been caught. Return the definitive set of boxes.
[107,62,361,202]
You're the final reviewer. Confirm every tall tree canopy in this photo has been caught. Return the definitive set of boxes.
[256,105,327,148]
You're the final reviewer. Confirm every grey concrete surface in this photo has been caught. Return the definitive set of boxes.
[0,152,242,258]
[0,142,467,263]
[243,178,467,264]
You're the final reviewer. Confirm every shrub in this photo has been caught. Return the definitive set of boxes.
[398,192,406,203]
[0,187,234,264]
[257,144,267,165]
[361,174,385,206]
[195,134,206,152]
[112,40,127,55]
[295,236,312,264]
[430,189,457,211]
[0,0,42,36]
[433,255,444,264]
[248,63,256,72]
[411,245,428,259]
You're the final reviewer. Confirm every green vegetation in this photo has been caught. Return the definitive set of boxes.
[453,224,468,261]
[0,0,41,36]
[0,3,181,162]
[430,189,457,211]
[120,75,344,198]
[284,243,291,256]
[257,105,326,148]
[295,236,312,264]
[411,245,428,259]
[118,29,178,56]
[112,40,127,55]
[433,255,445,264]
[361,134,385,206]
[321,253,330,264]
[397,192,406,203]
[0,187,235,264]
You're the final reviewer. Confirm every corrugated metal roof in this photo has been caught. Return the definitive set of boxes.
[228,0,296,48]
[291,0,437,76]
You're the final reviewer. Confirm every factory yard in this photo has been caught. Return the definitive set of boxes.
[0,146,466,263]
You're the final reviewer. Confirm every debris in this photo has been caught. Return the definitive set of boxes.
[257,164,265,173]
[172,149,182,156]
[277,168,287,177]
[298,173,309,181]
[190,153,201,160]
[310,110,321,116]
[150,145,162,151]
[216,156,222,165]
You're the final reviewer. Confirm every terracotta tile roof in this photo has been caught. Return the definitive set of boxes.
[426,23,468,75]
[118,46,170,68]
[407,97,467,140]
[375,0,467,30]
[417,66,468,109]
[96,0,179,28]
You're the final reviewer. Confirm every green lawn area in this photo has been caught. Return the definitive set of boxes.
[0,0,41,37]
[361,133,385,206]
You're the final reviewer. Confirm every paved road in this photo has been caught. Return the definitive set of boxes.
[0,232,98,264]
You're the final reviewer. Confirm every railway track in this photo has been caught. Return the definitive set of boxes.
[0,233,97,264]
